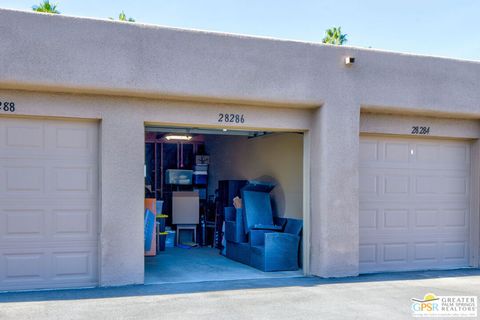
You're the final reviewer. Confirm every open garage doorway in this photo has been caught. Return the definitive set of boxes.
[144,126,305,284]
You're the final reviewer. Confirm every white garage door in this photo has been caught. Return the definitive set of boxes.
[360,136,470,273]
[0,117,99,291]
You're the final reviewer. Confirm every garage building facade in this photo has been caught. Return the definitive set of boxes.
[0,9,479,291]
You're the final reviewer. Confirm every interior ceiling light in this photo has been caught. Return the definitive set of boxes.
[165,134,192,141]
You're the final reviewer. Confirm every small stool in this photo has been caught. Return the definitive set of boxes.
[176,224,197,244]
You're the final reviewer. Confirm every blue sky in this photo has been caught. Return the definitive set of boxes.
[1,0,478,61]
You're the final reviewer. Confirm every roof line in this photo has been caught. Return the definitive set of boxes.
[1,7,479,65]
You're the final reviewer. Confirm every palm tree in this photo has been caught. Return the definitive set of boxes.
[111,11,135,22]
[32,0,60,14]
[322,27,347,45]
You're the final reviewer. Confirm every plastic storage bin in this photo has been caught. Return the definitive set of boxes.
[193,173,207,185]
[194,164,209,172]
[158,232,168,251]
[156,200,164,215]
[165,231,176,247]
[156,214,168,232]
[165,169,193,185]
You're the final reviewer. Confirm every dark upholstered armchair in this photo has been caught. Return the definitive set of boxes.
[224,181,303,272]
[250,218,303,271]
[241,181,283,233]
[225,207,250,265]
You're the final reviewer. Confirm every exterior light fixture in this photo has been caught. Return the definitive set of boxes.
[222,129,228,132]
[165,134,192,141]
[344,56,355,66]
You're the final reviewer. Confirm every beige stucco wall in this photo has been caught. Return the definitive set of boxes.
[1,9,480,117]
[0,8,479,284]
[205,133,303,219]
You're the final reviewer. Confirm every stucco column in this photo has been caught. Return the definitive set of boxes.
[309,101,360,277]
[99,110,145,286]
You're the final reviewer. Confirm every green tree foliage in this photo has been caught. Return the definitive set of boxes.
[110,11,135,22]
[32,0,60,14]
[322,27,347,45]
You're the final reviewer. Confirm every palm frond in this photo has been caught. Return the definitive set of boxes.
[32,0,60,14]
[322,26,348,45]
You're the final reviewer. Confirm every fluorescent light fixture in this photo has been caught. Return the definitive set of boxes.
[165,134,192,141]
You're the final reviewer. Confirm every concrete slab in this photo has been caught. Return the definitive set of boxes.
[145,247,303,284]
[0,269,479,320]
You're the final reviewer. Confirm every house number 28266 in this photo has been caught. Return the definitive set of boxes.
[0,101,15,112]
[218,113,245,124]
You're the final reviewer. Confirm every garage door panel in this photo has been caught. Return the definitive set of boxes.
[3,209,46,239]
[416,144,439,162]
[359,209,378,229]
[51,249,97,279]
[0,117,98,291]
[384,142,410,162]
[384,175,410,194]
[360,145,469,170]
[440,145,470,165]
[44,121,97,157]
[414,174,468,196]
[360,171,469,198]
[0,246,98,290]
[415,209,439,227]
[52,209,93,235]
[360,242,469,273]
[0,120,97,158]
[442,209,467,227]
[3,252,46,281]
[51,126,90,150]
[1,208,98,243]
[4,165,45,193]
[359,173,379,195]
[360,136,470,273]
[413,242,439,261]
[361,206,468,231]
[53,167,92,192]
[359,244,377,263]
[383,209,409,229]
[361,234,468,244]
[359,140,379,161]
[443,241,467,259]
[1,120,44,150]
[0,161,97,200]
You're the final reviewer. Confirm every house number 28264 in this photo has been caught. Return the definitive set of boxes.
[0,101,15,112]
[218,113,245,124]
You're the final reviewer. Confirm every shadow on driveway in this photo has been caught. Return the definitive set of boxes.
[1,268,479,303]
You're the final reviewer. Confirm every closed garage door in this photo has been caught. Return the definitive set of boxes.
[0,117,98,291]
[359,136,470,273]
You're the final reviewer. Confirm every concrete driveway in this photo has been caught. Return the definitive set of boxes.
[1,269,479,320]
